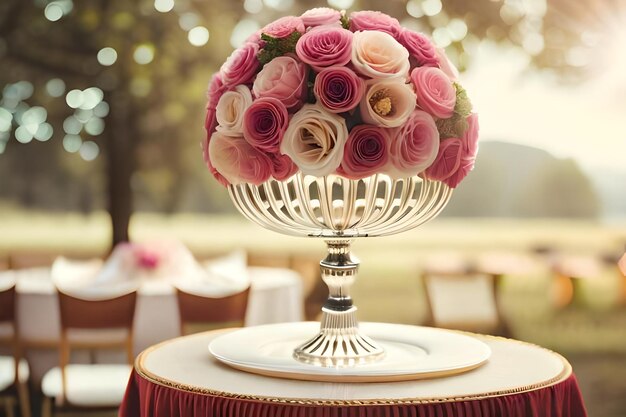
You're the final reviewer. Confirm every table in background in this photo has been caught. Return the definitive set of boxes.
[120,329,587,417]
[4,266,303,383]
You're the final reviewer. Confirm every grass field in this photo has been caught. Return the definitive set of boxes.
[2,212,626,415]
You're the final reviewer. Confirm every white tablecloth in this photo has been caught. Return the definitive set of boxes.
[2,266,303,383]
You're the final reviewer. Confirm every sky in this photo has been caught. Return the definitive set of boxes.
[460,40,626,175]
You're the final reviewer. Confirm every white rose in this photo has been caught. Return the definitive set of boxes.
[360,79,416,127]
[280,103,348,177]
[351,31,410,79]
[215,85,253,136]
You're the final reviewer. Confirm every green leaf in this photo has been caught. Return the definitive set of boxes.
[257,31,303,65]
[340,14,350,30]
[436,113,469,139]
[453,82,472,118]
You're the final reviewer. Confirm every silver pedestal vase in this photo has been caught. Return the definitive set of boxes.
[229,173,451,367]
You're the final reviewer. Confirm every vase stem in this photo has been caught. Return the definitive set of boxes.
[293,239,385,367]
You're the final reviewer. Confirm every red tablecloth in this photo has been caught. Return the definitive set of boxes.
[119,328,587,417]
[120,369,586,417]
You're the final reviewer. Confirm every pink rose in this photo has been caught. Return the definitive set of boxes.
[205,107,218,136]
[398,29,438,67]
[301,7,341,27]
[253,55,307,111]
[295,26,352,72]
[351,31,410,79]
[462,113,479,157]
[261,16,305,39]
[220,43,260,87]
[245,30,265,47]
[243,97,289,153]
[208,133,273,185]
[206,72,226,110]
[338,125,389,180]
[349,10,401,38]
[435,47,459,81]
[271,153,299,181]
[411,66,456,119]
[314,66,364,113]
[424,138,463,187]
[201,131,229,186]
[388,110,440,178]
[427,112,479,188]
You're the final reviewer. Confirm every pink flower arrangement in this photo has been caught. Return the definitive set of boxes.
[203,8,478,188]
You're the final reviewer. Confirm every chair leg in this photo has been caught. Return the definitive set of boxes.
[5,397,16,417]
[41,396,52,417]
[17,382,31,417]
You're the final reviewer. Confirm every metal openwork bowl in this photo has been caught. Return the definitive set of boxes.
[229,173,452,367]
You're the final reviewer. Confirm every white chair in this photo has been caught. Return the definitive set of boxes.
[41,289,137,417]
[422,268,509,336]
[0,282,31,417]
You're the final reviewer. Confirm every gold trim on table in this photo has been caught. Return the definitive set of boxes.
[133,329,573,406]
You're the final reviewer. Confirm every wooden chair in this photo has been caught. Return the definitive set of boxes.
[8,253,57,270]
[421,268,510,337]
[0,284,31,417]
[290,254,325,321]
[176,287,250,335]
[40,290,137,417]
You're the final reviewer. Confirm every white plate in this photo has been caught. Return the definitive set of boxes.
[209,322,491,382]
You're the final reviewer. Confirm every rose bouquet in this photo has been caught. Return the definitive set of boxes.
[202,8,478,189]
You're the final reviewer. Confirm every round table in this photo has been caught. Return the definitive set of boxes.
[120,328,587,417]
[0,266,303,384]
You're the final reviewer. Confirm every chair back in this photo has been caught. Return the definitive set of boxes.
[422,270,505,335]
[57,290,137,364]
[0,284,15,324]
[176,287,250,335]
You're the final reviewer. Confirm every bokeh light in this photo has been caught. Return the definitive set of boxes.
[244,0,263,14]
[15,126,33,143]
[422,0,442,17]
[230,19,260,48]
[263,0,293,11]
[85,118,105,136]
[93,101,110,118]
[133,45,155,65]
[97,47,118,66]
[178,13,199,31]
[188,26,210,47]
[0,108,12,132]
[79,141,100,161]
[63,116,82,135]
[327,0,354,9]
[46,78,66,97]
[406,1,424,18]
[44,3,63,21]
[81,87,104,110]
[154,0,174,13]
[66,89,84,109]
[62,134,82,153]
[34,123,53,141]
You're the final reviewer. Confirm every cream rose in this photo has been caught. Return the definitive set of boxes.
[215,85,253,136]
[280,103,348,177]
[351,30,410,79]
[360,79,416,127]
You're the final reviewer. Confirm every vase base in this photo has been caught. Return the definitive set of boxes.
[293,307,385,367]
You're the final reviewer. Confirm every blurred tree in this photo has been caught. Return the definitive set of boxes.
[0,0,607,247]
[515,158,600,218]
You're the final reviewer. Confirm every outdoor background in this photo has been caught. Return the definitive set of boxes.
[1,0,625,415]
